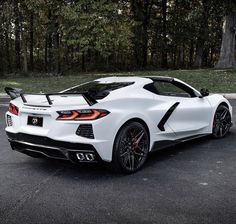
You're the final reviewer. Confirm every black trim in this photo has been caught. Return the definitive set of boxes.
[146,76,174,82]
[143,83,159,95]
[10,141,68,160]
[76,124,94,139]
[25,92,97,106]
[23,104,51,108]
[5,87,23,100]
[82,92,98,106]
[151,140,176,151]
[7,132,101,162]
[20,93,27,103]
[6,132,95,151]
[151,134,208,151]
[5,87,98,106]
[9,140,101,163]
[143,78,200,98]
[158,102,180,131]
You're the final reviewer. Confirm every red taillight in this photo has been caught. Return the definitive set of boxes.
[8,103,19,116]
[57,109,110,121]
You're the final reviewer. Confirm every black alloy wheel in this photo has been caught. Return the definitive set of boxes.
[212,105,232,138]
[112,121,149,173]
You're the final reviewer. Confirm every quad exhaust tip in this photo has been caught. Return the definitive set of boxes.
[76,152,95,162]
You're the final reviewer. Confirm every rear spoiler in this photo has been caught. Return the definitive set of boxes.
[4,87,97,106]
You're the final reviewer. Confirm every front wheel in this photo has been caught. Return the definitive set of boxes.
[112,121,150,174]
[212,105,232,138]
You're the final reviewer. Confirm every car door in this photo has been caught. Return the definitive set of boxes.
[153,79,212,139]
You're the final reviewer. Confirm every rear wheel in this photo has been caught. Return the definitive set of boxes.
[112,121,149,174]
[212,105,231,138]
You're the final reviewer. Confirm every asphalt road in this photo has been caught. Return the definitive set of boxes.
[0,101,236,224]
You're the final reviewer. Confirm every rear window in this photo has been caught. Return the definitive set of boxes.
[64,81,134,99]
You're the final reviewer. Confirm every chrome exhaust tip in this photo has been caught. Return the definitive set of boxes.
[85,153,95,161]
[76,152,85,161]
[76,152,95,162]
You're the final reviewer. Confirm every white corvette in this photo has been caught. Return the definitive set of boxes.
[5,76,233,173]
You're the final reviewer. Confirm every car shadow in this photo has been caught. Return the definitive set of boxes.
[24,130,235,180]
[145,130,235,168]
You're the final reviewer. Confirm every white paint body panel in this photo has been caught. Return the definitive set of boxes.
[5,76,233,162]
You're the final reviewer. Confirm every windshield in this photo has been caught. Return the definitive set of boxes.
[64,81,134,99]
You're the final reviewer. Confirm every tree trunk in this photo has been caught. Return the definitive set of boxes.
[47,9,53,73]
[5,29,11,72]
[215,12,236,69]
[21,25,28,73]
[29,12,34,71]
[14,0,21,71]
[202,48,209,67]
[55,32,60,74]
[177,45,181,68]
[194,43,204,68]
[189,41,194,68]
[193,0,209,68]
[131,0,152,69]
[82,51,85,72]
[44,36,48,72]
[0,34,4,76]
[161,0,168,68]
[209,46,214,66]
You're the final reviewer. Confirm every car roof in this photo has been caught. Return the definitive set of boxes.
[95,76,174,85]
[145,76,174,82]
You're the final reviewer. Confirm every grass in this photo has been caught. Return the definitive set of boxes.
[0,69,236,93]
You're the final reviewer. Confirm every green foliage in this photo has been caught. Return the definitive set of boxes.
[0,0,232,74]
[61,0,132,57]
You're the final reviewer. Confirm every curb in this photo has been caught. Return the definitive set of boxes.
[222,94,236,99]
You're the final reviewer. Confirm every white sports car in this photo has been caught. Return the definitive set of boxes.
[5,76,233,173]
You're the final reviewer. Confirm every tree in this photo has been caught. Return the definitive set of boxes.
[29,12,34,71]
[216,11,236,68]
[14,0,21,71]
[61,0,132,71]
[0,0,232,74]
[193,0,210,68]
[161,0,168,68]
[130,0,153,69]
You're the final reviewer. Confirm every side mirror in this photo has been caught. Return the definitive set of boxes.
[199,88,209,98]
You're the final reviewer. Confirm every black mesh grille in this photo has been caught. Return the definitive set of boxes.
[76,124,94,139]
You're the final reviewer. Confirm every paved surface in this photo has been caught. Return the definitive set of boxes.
[0,101,235,224]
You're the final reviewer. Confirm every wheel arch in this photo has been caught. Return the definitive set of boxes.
[112,117,151,159]
[218,102,229,109]
[210,100,232,134]
[212,102,232,138]
[121,117,150,139]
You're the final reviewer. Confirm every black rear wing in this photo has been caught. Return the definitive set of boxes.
[4,87,97,106]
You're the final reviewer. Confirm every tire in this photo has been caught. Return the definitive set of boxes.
[111,121,150,174]
[212,105,232,138]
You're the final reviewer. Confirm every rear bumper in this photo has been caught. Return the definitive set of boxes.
[6,132,101,163]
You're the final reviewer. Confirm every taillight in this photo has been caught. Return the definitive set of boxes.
[57,109,110,121]
[8,103,19,116]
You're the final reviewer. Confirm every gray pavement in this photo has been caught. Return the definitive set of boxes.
[0,101,236,224]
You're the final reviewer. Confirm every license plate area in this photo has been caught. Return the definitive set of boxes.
[27,116,43,127]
